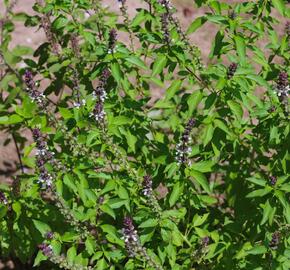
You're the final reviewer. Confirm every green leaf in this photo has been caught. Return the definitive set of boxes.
[126,130,137,153]
[126,55,147,70]
[165,80,182,101]
[246,188,271,198]
[0,116,9,124]
[192,213,209,227]
[187,16,207,34]
[111,61,123,83]
[203,124,215,146]
[100,204,116,219]
[272,0,286,16]
[260,200,273,225]
[246,74,268,88]
[85,237,96,255]
[246,245,267,255]
[139,218,158,228]
[67,246,77,265]
[33,220,51,236]
[152,55,167,77]
[190,160,214,173]
[235,35,246,63]
[188,169,211,194]
[33,251,47,266]
[169,182,183,207]
[246,177,266,187]
[187,90,203,115]
[107,198,127,209]
[12,201,21,220]
[12,45,34,56]
[110,116,131,126]
[227,100,243,120]
[214,119,232,136]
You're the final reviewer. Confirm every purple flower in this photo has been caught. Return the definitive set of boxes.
[91,69,111,123]
[201,236,210,247]
[286,21,290,36]
[158,0,172,10]
[122,216,139,257]
[38,243,53,256]
[32,128,54,189]
[0,191,8,205]
[176,118,196,165]
[23,70,46,106]
[142,175,153,196]
[276,71,289,97]
[269,231,280,250]
[45,231,54,240]
[108,29,117,52]
[161,13,170,44]
[227,63,238,78]
[70,33,80,57]
[269,176,277,186]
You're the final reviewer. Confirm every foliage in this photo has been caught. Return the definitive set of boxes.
[0,0,289,269]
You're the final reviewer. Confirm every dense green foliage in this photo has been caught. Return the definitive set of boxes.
[0,0,289,269]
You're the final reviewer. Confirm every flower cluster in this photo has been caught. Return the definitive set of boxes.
[269,231,280,250]
[90,69,111,123]
[38,243,53,257]
[70,33,80,57]
[142,175,153,196]
[108,28,117,53]
[275,71,289,100]
[201,236,210,247]
[158,0,172,10]
[227,63,238,78]
[228,10,237,20]
[122,216,139,257]
[0,191,8,205]
[32,128,54,189]
[161,13,170,44]
[39,243,93,270]
[24,70,46,107]
[286,21,290,36]
[45,231,54,240]
[176,118,196,165]
[72,70,86,109]
[269,176,277,186]
[41,14,60,55]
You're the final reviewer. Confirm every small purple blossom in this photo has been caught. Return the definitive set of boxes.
[201,236,210,247]
[108,29,117,53]
[41,15,60,55]
[32,128,54,189]
[90,69,111,123]
[176,118,196,165]
[228,10,237,20]
[122,216,139,257]
[0,191,8,205]
[227,63,238,78]
[24,70,46,107]
[269,176,277,186]
[161,13,170,44]
[285,21,290,36]
[45,231,54,240]
[38,243,53,256]
[269,231,280,250]
[276,71,289,99]
[158,0,172,10]
[142,175,153,196]
[70,33,80,57]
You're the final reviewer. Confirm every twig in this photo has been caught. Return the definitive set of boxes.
[11,132,24,174]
